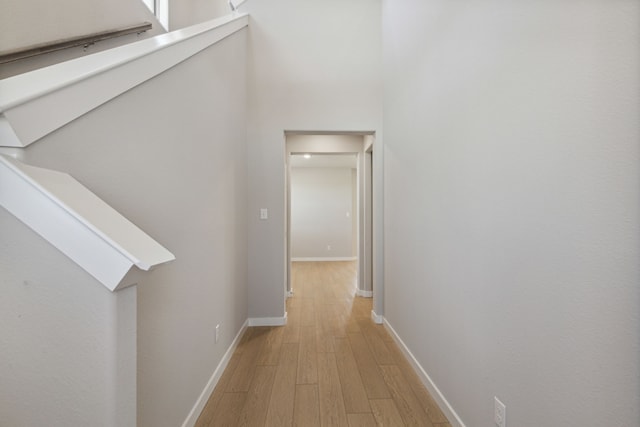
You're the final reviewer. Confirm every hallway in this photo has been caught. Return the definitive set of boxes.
[195,261,451,426]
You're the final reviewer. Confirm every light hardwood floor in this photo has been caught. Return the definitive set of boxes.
[195,261,451,427]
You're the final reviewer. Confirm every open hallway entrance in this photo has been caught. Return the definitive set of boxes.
[284,132,383,323]
[196,261,451,427]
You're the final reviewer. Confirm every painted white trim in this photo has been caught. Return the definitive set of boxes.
[291,257,357,262]
[0,13,248,148]
[370,310,383,324]
[181,319,248,427]
[248,312,288,327]
[0,155,174,291]
[383,318,466,427]
[357,289,373,298]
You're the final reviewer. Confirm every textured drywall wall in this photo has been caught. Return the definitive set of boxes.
[291,167,354,259]
[0,210,131,427]
[382,0,639,426]
[4,30,248,427]
[168,0,229,30]
[244,0,382,319]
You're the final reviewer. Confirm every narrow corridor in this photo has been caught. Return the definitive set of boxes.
[196,261,451,426]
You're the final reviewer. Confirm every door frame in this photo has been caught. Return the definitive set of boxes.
[284,131,383,323]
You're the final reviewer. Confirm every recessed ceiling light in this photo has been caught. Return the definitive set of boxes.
[303,154,311,159]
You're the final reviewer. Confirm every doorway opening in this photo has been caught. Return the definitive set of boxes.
[284,132,377,311]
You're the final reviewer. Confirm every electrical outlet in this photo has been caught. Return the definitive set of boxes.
[215,324,220,343]
[260,208,268,220]
[327,244,331,251]
[494,397,506,427]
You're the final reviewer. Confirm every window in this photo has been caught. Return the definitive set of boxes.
[141,0,169,30]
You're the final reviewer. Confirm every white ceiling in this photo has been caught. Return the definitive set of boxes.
[290,153,357,168]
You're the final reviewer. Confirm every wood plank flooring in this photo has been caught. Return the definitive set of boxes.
[195,261,451,427]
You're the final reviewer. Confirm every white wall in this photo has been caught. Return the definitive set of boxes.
[351,168,358,257]
[0,0,164,78]
[0,29,248,427]
[0,210,135,426]
[382,1,639,426]
[168,0,229,30]
[244,0,382,319]
[291,167,355,259]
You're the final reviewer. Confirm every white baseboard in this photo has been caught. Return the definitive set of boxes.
[383,318,466,427]
[370,310,383,324]
[357,289,373,298]
[248,312,288,326]
[291,257,357,262]
[181,319,248,427]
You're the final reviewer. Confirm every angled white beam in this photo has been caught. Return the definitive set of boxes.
[0,154,175,291]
